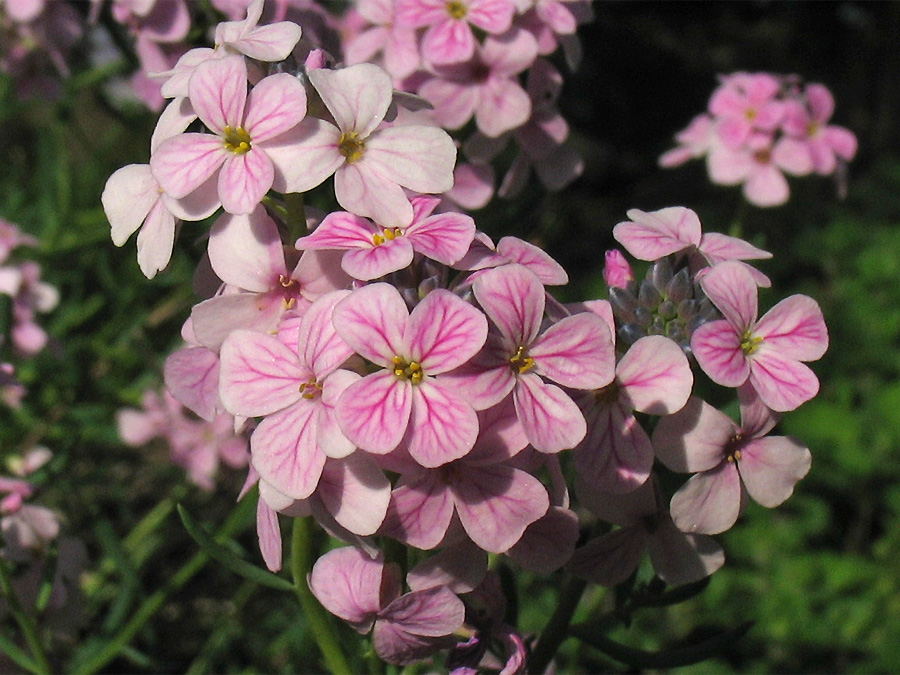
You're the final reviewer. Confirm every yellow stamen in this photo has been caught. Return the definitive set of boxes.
[392,355,424,384]
[509,345,535,374]
[223,125,252,155]
[740,330,764,355]
[372,228,403,246]
[299,379,323,399]
[446,0,468,19]
[339,131,366,163]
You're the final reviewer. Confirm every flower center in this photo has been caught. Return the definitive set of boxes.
[278,274,302,310]
[726,433,744,462]
[223,126,252,155]
[339,132,366,163]
[445,0,468,19]
[392,356,423,384]
[753,148,772,164]
[509,346,535,374]
[593,381,620,406]
[744,108,758,121]
[299,379,323,400]
[372,228,403,246]
[806,120,821,137]
[740,330,764,355]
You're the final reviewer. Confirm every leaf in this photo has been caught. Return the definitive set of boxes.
[177,504,295,592]
[570,620,753,669]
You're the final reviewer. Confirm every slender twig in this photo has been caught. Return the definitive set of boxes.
[0,556,53,674]
[527,575,588,674]
[290,517,352,675]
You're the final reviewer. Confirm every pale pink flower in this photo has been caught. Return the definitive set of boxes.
[708,72,786,148]
[445,264,616,452]
[781,83,858,175]
[658,114,717,168]
[342,0,420,80]
[295,196,476,280]
[453,234,568,285]
[309,546,466,665]
[395,0,515,65]
[280,63,457,228]
[0,260,59,356]
[691,260,828,412]
[150,55,309,215]
[653,387,811,535]
[218,292,359,500]
[332,283,488,467]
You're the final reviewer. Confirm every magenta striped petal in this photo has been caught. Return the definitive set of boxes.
[343,238,415,280]
[189,55,247,135]
[473,264,544,348]
[451,464,548,553]
[219,330,307,417]
[616,335,693,415]
[699,232,771,263]
[574,401,653,494]
[336,372,412,454]
[407,290,487,373]
[652,397,735,473]
[380,586,465,637]
[699,260,758,329]
[405,212,475,266]
[256,497,282,572]
[669,463,742,535]
[738,437,811,508]
[296,211,376,251]
[439,337,516,411]
[613,207,701,261]
[365,125,457,195]
[335,161,414,230]
[513,373,586,452]
[309,546,383,630]
[191,292,283,352]
[298,291,353,378]
[318,454,391,536]
[318,369,361,459]
[384,474,454,550]
[529,312,615,390]
[422,19,474,64]
[507,506,580,574]
[163,346,220,422]
[251,402,324,499]
[218,149,275,215]
[244,72,307,143]
[151,133,225,200]
[754,294,828,361]
[469,0,514,32]
[402,381,479,468]
[691,320,749,387]
[495,237,568,285]
[749,350,819,412]
[333,283,408,366]
[270,118,343,194]
[309,63,392,138]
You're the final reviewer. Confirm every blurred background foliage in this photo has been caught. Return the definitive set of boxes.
[2,0,900,672]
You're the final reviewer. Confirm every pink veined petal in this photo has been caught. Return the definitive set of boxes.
[706,145,753,185]
[748,350,820,412]
[256,496,282,572]
[754,294,828,362]
[383,474,455,550]
[690,320,749,388]
[405,212,476,266]
[135,199,177,279]
[372,622,456,666]
[417,78,478,130]
[164,346,221,422]
[467,397,528,464]
[102,164,160,246]
[648,519,725,586]
[162,174,220,222]
[568,528,646,587]
[738,436,811,508]
[474,77,532,138]
[334,162,414,231]
[190,293,283,352]
[451,464,549,553]
[296,211,376,252]
[394,0,446,27]
[251,402,325,500]
[318,369,361,459]
[342,238,415,280]
[159,48,217,99]
[380,585,465,637]
[652,397,736,474]
[299,292,354,378]
[291,249,353,298]
[529,312,616,390]
[188,55,248,134]
[402,381,479,468]
[469,0,515,33]
[317,453,391,536]
[336,372,412,454]
[150,133,225,200]
[332,283,408,366]
[495,237,568,285]
[574,400,654,494]
[743,164,790,208]
[669,462,742,535]
[208,207,285,292]
[422,19,475,65]
[218,149,275,215]
[243,73,308,143]
[267,118,344,194]
[513,373,586,452]
[473,264,545,348]
[231,22,304,61]
[613,207,702,261]
[616,335,693,415]
[699,231,772,264]
[309,63,392,138]
[218,329,307,417]
[406,540,488,594]
[407,290,488,374]
[481,28,539,76]
[699,260,758,329]
[507,506,580,574]
[364,125,457,195]
[309,546,384,630]
[439,339,516,411]
[151,97,198,152]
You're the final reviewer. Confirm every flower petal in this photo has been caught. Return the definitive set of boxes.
[616,335,693,415]
[336,372,412,454]
[401,382,479,468]
[407,289,488,374]
[669,463,742,535]
[530,312,616,390]
[513,373,586,452]
[251,402,324,499]
[333,283,408,366]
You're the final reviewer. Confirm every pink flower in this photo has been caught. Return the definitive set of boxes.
[333,283,488,467]
[653,387,812,534]
[708,72,786,147]
[395,0,515,65]
[342,0,421,80]
[295,196,476,280]
[691,260,828,411]
[283,63,457,228]
[309,546,465,665]
[781,83,858,175]
[150,55,309,215]
[446,264,616,452]
[658,114,717,168]
[602,249,633,289]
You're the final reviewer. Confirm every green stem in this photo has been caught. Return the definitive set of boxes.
[283,192,308,243]
[290,517,352,675]
[0,627,39,674]
[527,575,588,674]
[71,496,255,675]
[0,556,53,674]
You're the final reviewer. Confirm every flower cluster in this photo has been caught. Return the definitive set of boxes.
[660,72,858,207]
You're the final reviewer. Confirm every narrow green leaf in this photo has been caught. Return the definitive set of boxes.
[632,577,711,608]
[177,504,294,592]
[570,620,753,669]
